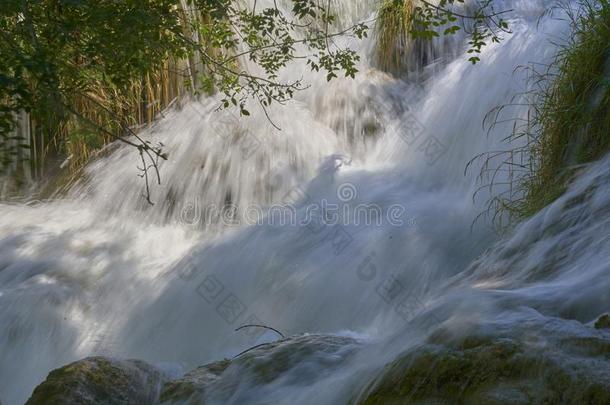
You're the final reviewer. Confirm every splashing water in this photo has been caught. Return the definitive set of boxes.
[1,1,608,404]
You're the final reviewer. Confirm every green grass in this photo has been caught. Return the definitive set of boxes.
[375,0,415,74]
[480,0,610,226]
[519,0,610,217]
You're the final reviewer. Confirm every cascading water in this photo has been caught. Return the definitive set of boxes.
[1,1,608,404]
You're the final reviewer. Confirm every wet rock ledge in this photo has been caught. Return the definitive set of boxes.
[26,334,359,405]
[25,325,610,405]
[25,357,166,405]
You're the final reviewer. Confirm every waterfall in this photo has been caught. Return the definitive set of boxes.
[1,1,606,404]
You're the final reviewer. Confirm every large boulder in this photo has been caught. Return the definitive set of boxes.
[354,324,610,405]
[160,334,359,404]
[26,357,167,405]
[25,335,359,405]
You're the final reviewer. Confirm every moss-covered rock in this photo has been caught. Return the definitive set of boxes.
[230,334,358,385]
[24,326,610,405]
[25,335,358,405]
[160,334,359,404]
[25,357,166,405]
[354,332,610,405]
[160,360,230,405]
[595,314,610,330]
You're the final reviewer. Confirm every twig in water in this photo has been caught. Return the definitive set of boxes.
[232,342,281,359]
[235,324,285,339]
[232,324,287,359]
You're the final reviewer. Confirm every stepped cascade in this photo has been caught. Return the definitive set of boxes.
[1,1,609,404]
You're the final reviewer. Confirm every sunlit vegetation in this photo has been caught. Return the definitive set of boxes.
[0,0,511,199]
[0,0,368,197]
[376,0,415,74]
[477,0,610,226]
[375,0,511,74]
[519,0,610,217]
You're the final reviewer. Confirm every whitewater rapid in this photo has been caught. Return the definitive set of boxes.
[1,1,607,404]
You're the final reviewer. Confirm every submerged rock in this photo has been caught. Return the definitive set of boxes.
[354,323,610,405]
[28,326,610,405]
[160,334,359,404]
[25,335,359,405]
[595,314,610,330]
[160,360,231,404]
[25,357,166,405]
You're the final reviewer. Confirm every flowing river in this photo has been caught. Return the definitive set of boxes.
[1,1,609,404]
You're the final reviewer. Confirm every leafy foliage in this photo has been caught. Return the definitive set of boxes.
[0,0,369,200]
[413,0,511,64]
[193,0,368,120]
[376,0,512,72]
[1,0,515,201]
[0,0,188,173]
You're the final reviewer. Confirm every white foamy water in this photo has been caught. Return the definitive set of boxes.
[1,1,607,404]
